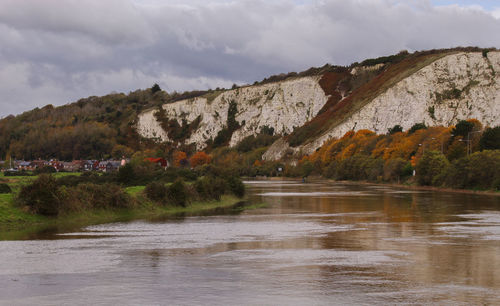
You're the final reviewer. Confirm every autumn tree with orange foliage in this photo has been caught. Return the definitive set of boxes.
[190,151,211,167]
[173,151,188,167]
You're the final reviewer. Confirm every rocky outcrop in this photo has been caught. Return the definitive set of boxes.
[263,52,500,160]
[136,76,329,150]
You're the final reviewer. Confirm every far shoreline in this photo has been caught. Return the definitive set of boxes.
[244,176,500,197]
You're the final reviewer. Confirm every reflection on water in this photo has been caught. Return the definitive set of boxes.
[0,180,499,305]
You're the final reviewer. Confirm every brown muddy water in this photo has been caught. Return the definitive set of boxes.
[1,180,499,305]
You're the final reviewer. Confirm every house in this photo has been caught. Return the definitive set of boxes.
[83,160,99,171]
[98,160,121,172]
[98,161,108,171]
[144,157,168,168]
[48,160,64,172]
[106,161,121,172]
[17,161,35,171]
[62,161,83,172]
[31,160,47,169]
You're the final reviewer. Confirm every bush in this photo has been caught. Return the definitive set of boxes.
[444,157,469,189]
[227,176,245,198]
[73,183,131,209]
[34,165,56,174]
[466,150,500,190]
[117,163,135,185]
[480,126,500,150]
[17,174,61,216]
[145,181,167,203]
[408,122,427,134]
[387,125,403,135]
[416,151,449,186]
[195,176,226,201]
[0,183,12,193]
[383,158,409,182]
[451,120,474,138]
[167,179,188,207]
[4,170,33,177]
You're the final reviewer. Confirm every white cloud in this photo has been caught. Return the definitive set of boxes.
[492,8,500,19]
[0,0,499,116]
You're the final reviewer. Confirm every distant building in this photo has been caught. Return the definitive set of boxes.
[98,160,121,172]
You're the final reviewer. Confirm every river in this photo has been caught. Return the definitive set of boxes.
[1,180,499,305]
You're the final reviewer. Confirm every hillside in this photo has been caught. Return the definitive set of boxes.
[136,76,329,150]
[0,47,498,162]
[264,50,500,160]
[0,88,168,160]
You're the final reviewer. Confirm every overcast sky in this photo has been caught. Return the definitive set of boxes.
[0,0,499,117]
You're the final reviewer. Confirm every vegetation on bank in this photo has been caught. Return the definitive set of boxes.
[0,160,246,232]
[202,119,499,191]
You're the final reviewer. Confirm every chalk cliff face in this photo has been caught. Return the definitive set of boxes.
[137,51,500,160]
[136,76,329,150]
[263,52,500,160]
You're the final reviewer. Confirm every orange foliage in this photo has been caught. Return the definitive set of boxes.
[298,155,309,164]
[173,151,187,167]
[190,151,211,167]
[253,160,262,167]
[410,156,417,167]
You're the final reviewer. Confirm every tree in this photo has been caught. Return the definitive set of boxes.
[383,158,410,182]
[408,122,427,134]
[388,125,403,135]
[117,163,135,185]
[467,150,500,189]
[190,151,211,167]
[451,120,474,138]
[111,144,134,159]
[151,83,161,94]
[416,151,449,186]
[167,179,187,207]
[173,151,188,167]
[17,174,61,216]
[479,126,500,150]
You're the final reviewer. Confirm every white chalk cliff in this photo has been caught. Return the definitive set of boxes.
[264,52,500,160]
[136,76,328,150]
[136,51,500,160]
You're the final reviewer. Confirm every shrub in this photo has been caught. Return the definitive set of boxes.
[195,176,226,201]
[167,179,188,207]
[35,165,57,174]
[416,151,449,186]
[451,120,474,138]
[117,163,135,185]
[408,122,427,134]
[479,126,500,150]
[17,174,61,216]
[383,158,409,182]
[4,170,33,176]
[227,176,245,198]
[444,157,469,189]
[387,125,403,135]
[0,183,12,193]
[145,181,167,203]
[73,183,131,209]
[467,150,500,190]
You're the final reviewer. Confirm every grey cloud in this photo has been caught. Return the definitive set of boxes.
[0,0,499,116]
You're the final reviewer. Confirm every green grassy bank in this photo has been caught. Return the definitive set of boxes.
[0,190,245,240]
[0,171,253,239]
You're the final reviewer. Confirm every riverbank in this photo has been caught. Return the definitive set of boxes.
[0,193,246,240]
[247,176,500,197]
[318,178,500,197]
